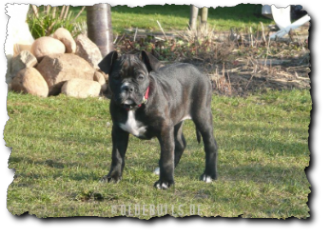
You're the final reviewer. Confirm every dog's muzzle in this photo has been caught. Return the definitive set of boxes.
[119,85,150,111]
[117,84,141,110]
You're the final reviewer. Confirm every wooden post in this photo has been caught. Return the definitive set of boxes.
[200,7,208,31]
[86,4,114,57]
[189,5,199,31]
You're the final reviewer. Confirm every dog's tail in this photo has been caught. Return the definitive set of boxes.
[196,127,202,144]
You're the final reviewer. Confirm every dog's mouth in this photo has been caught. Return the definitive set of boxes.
[123,99,134,105]
[115,90,144,110]
[122,99,137,110]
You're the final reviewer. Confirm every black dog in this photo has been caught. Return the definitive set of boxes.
[98,51,218,189]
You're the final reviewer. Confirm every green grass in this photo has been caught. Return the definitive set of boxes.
[69,4,272,34]
[5,89,311,219]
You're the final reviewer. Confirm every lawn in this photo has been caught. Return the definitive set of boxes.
[69,4,273,33]
[5,89,311,219]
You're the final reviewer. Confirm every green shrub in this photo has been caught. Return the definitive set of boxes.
[27,5,86,39]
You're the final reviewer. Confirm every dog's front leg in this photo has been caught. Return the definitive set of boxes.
[154,125,175,189]
[101,125,129,183]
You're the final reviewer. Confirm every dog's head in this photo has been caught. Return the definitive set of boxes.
[98,51,161,110]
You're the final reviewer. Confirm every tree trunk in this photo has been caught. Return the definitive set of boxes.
[86,4,113,57]
[200,7,208,31]
[189,5,199,31]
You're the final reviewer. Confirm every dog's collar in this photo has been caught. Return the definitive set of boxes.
[138,86,150,108]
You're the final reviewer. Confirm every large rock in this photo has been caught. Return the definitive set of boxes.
[36,54,95,95]
[31,36,65,61]
[61,79,101,98]
[10,50,38,79]
[93,71,107,93]
[75,34,102,69]
[11,68,49,97]
[53,28,76,53]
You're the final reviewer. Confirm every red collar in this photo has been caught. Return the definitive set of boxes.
[138,86,150,107]
[144,86,150,100]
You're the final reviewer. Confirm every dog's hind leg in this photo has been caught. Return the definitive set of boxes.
[193,110,218,182]
[174,122,186,167]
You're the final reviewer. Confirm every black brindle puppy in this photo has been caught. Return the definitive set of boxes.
[98,51,217,189]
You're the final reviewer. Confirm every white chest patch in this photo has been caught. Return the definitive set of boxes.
[119,111,147,137]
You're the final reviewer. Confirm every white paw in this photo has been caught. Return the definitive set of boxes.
[153,167,160,175]
[156,182,168,189]
[202,175,213,183]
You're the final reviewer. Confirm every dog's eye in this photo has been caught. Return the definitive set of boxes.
[137,74,144,80]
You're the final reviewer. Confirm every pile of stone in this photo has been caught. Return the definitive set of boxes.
[8,28,108,98]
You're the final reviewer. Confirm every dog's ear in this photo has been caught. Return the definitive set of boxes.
[140,51,161,72]
[98,51,118,74]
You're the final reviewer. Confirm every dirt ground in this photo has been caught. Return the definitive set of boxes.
[193,24,310,96]
[197,53,310,97]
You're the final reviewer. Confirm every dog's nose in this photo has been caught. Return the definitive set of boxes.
[122,85,134,93]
